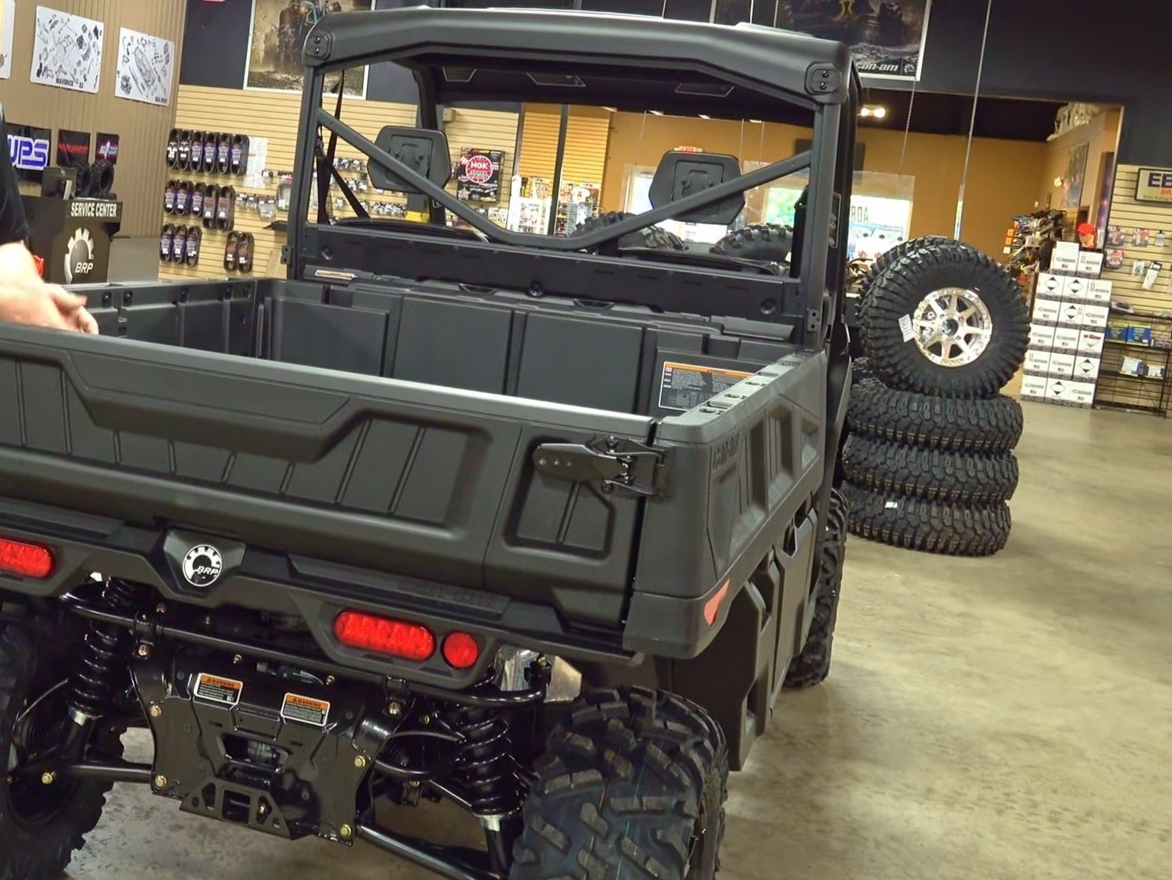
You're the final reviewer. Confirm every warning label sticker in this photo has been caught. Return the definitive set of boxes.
[193,673,243,708]
[658,361,754,412]
[280,693,331,727]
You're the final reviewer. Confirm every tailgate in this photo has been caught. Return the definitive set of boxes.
[0,326,653,628]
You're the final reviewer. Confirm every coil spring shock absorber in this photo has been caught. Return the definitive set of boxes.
[448,705,521,871]
[67,578,144,727]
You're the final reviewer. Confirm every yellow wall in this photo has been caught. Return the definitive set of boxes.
[601,112,1049,259]
[1037,108,1121,216]
[162,86,519,281]
[4,0,187,236]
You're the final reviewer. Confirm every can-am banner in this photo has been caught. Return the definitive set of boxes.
[711,0,932,82]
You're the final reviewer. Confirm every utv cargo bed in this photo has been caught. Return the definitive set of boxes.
[0,278,825,665]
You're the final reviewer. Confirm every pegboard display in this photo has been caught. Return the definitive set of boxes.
[158,85,519,281]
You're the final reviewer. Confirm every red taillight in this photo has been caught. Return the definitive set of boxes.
[0,538,54,579]
[442,632,481,670]
[334,611,436,661]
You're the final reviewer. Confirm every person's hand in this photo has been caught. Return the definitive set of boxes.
[46,285,98,334]
[0,283,97,334]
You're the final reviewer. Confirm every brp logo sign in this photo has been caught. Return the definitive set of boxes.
[7,134,50,172]
[181,544,224,588]
[64,228,94,284]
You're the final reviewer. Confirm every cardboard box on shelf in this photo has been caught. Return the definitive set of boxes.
[1074,356,1101,380]
[1124,326,1153,345]
[1044,377,1068,400]
[1065,380,1097,406]
[1086,278,1113,303]
[1078,329,1106,355]
[1049,352,1076,377]
[1058,301,1085,325]
[1030,323,1057,348]
[1077,250,1105,277]
[1024,349,1052,373]
[1121,355,1146,375]
[1147,363,1167,380]
[1051,241,1080,273]
[1033,298,1061,323]
[1053,326,1081,351]
[1036,272,1064,299]
[1082,304,1110,328]
[1063,275,1088,301]
[1106,325,1127,341]
[1021,373,1048,399]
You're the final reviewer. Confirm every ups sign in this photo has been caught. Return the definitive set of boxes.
[1136,168,1172,203]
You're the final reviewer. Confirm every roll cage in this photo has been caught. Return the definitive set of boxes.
[285,6,860,346]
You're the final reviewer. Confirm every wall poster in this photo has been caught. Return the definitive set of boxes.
[245,0,371,97]
[711,0,933,81]
[0,0,15,80]
[1062,141,1089,209]
[30,6,105,94]
[115,28,175,107]
[456,149,504,203]
[56,130,91,171]
[7,122,51,184]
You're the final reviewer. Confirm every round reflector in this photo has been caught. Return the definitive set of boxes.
[442,632,480,670]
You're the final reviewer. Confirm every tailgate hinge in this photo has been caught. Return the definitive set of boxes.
[532,437,669,498]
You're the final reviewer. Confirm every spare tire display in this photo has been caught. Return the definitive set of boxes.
[860,240,1029,398]
[90,159,115,196]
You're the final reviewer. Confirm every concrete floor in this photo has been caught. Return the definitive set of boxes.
[66,401,1172,880]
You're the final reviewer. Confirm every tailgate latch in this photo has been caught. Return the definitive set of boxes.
[532,437,668,498]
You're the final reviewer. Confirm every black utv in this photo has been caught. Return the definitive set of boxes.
[0,8,856,880]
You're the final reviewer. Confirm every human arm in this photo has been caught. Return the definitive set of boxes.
[0,105,95,333]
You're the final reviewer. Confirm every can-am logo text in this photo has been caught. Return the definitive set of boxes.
[7,135,50,171]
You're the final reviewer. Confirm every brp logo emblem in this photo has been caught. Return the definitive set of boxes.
[64,228,94,284]
[181,544,223,588]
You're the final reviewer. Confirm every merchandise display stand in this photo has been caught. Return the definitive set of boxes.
[22,196,122,285]
[1092,164,1172,415]
[1021,243,1109,408]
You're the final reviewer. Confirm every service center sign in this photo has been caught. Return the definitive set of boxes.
[1136,168,1172,203]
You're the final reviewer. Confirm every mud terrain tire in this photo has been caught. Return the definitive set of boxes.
[843,482,1011,557]
[848,380,1024,454]
[861,241,1029,397]
[572,211,684,253]
[843,435,1019,504]
[785,487,848,689]
[710,223,793,264]
[511,687,728,880]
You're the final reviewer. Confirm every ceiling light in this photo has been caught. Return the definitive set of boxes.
[603,106,617,112]
[749,119,762,124]
[872,106,887,119]
[859,105,887,119]
[699,114,711,120]
[859,107,872,117]
[650,110,665,116]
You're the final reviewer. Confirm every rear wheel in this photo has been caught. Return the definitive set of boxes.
[785,487,848,690]
[511,687,728,880]
[1,615,123,880]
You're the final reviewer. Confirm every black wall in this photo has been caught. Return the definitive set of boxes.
[181,0,1172,163]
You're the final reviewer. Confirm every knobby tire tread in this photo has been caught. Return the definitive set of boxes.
[511,686,729,880]
[843,434,1019,504]
[842,482,1011,557]
[848,380,1024,453]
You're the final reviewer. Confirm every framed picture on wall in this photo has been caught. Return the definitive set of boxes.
[1062,141,1089,209]
[244,0,371,97]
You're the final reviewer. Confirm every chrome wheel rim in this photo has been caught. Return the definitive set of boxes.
[911,287,993,367]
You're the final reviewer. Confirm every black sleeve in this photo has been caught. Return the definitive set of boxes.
[0,107,29,246]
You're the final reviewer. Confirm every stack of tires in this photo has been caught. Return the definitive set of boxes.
[845,237,1029,557]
